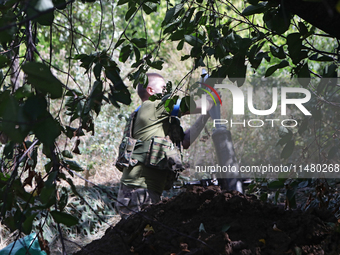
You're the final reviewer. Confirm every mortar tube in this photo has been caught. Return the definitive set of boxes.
[211,126,243,193]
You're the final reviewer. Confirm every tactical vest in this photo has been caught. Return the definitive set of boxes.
[115,107,185,173]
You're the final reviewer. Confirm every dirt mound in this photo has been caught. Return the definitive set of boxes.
[75,186,340,255]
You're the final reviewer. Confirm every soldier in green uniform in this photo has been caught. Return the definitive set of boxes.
[115,73,217,219]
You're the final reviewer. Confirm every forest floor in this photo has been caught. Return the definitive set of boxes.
[74,185,340,255]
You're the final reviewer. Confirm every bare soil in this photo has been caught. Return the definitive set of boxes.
[74,186,340,255]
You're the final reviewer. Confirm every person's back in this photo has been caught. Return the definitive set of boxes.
[120,98,175,195]
[116,73,176,218]
[133,100,170,141]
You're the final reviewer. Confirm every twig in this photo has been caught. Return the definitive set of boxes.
[95,0,103,51]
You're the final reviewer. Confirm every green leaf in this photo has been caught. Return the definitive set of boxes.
[287,33,302,64]
[263,7,291,35]
[177,40,184,50]
[64,160,84,171]
[85,81,103,115]
[227,54,247,86]
[114,38,126,49]
[117,0,129,5]
[194,57,205,69]
[226,32,242,52]
[276,135,292,146]
[297,63,310,87]
[131,59,144,68]
[149,60,164,70]
[294,247,302,255]
[162,3,184,26]
[22,213,38,235]
[44,160,52,172]
[50,210,78,227]
[105,66,126,90]
[26,0,55,26]
[142,2,157,14]
[14,84,33,100]
[62,150,73,158]
[0,95,30,142]
[323,63,337,78]
[3,142,14,159]
[74,54,96,73]
[298,118,309,135]
[45,171,58,188]
[184,34,204,47]
[180,95,196,113]
[280,140,295,159]
[108,94,120,108]
[93,63,102,81]
[119,45,133,63]
[221,224,231,232]
[0,12,17,45]
[248,43,270,69]
[278,126,292,138]
[265,65,279,77]
[33,115,61,147]
[182,7,195,27]
[199,223,206,232]
[125,5,137,20]
[0,55,10,68]
[110,89,132,105]
[286,189,296,208]
[270,46,286,59]
[315,55,334,62]
[64,126,84,139]
[298,22,308,35]
[204,46,215,56]
[171,29,185,41]
[265,60,289,77]
[248,0,260,5]
[58,187,68,211]
[242,3,267,16]
[277,60,289,68]
[260,192,267,202]
[23,95,48,122]
[274,189,280,204]
[133,46,141,62]
[53,0,67,9]
[139,71,148,86]
[22,62,63,99]
[309,53,318,61]
[297,180,309,188]
[248,42,262,61]
[40,184,56,205]
[163,21,181,35]
[268,180,285,189]
[131,38,147,48]
[164,98,175,113]
[66,178,80,197]
[311,107,322,121]
[181,55,190,61]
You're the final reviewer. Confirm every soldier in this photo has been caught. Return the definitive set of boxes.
[115,73,217,219]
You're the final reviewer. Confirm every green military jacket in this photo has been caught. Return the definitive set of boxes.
[120,100,182,194]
